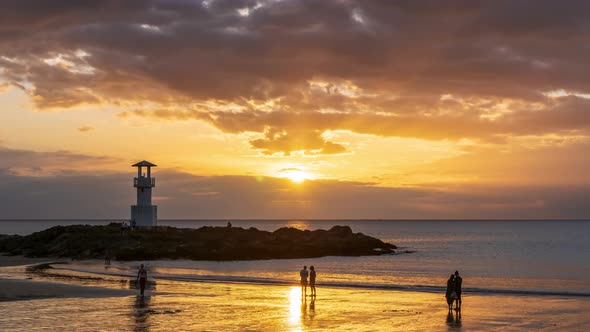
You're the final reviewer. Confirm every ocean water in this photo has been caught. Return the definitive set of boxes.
[2,220,590,331]
[1,219,589,296]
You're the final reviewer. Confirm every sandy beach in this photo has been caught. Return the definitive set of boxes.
[0,278,134,301]
[0,256,135,301]
[1,255,589,331]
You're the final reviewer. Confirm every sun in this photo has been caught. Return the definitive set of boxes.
[280,169,311,183]
[288,171,307,183]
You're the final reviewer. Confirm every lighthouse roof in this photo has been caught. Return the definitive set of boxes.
[132,160,157,167]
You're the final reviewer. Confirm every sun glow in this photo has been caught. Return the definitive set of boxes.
[280,169,312,183]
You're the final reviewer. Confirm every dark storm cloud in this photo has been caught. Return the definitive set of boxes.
[2,0,590,154]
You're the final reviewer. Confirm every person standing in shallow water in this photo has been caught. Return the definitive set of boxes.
[300,266,309,296]
[445,274,455,310]
[309,266,317,296]
[454,271,463,310]
[136,264,148,296]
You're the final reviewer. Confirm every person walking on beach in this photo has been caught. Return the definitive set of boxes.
[104,248,111,266]
[454,271,463,310]
[445,274,455,310]
[300,266,309,296]
[309,266,317,296]
[136,264,148,296]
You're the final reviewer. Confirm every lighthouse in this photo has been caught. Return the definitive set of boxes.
[131,160,158,227]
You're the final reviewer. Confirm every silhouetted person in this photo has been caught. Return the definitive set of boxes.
[445,274,455,310]
[136,264,148,296]
[300,266,309,296]
[227,221,232,229]
[309,266,317,296]
[104,248,111,266]
[454,270,462,310]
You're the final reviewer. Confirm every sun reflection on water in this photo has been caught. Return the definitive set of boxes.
[287,220,311,230]
[288,286,303,331]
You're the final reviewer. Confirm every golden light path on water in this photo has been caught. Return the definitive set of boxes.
[287,220,312,230]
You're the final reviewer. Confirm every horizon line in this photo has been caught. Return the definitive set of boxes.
[1,218,589,222]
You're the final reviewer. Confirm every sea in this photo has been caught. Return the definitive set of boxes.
[1,219,589,297]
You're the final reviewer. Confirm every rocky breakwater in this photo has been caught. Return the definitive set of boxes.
[0,224,397,261]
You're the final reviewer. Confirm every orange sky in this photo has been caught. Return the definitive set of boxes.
[0,1,589,219]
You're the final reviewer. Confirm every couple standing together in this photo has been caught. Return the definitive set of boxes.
[445,271,462,311]
[299,265,317,296]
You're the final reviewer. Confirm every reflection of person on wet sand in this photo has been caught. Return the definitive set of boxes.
[299,266,308,296]
[136,294,148,308]
[445,308,461,328]
[309,266,317,296]
[300,294,307,317]
[446,311,454,325]
[134,294,151,332]
[136,264,148,296]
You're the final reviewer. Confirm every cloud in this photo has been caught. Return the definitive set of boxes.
[249,128,347,155]
[0,147,123,176]
[125,94,590,145]
[2,1,590,154]
[0,167,588,219]
[77,125,94,132]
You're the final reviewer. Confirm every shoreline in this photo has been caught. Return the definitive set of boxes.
[4,255,589,299]
[1,256,590,330]
[0,255,62,267]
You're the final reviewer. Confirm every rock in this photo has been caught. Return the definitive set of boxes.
[328,225,353,235]
[0,224,397,261]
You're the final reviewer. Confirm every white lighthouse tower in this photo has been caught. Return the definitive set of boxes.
[131,160,158,227]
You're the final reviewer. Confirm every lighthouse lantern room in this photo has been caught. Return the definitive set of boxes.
[131,160,157,227]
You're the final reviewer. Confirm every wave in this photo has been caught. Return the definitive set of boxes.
[48,264,590,298]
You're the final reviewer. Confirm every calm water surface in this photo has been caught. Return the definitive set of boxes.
[1,219,589,294]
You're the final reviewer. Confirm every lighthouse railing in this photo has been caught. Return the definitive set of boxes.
[133,177,156,187]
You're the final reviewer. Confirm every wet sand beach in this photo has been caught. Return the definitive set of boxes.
[0,278,135,302]
[1,256,589,331]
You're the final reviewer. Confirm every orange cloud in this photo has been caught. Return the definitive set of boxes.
[77,126,94,132]
[1,0,590,157]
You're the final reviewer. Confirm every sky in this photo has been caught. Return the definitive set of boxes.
[0,0,589,219]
